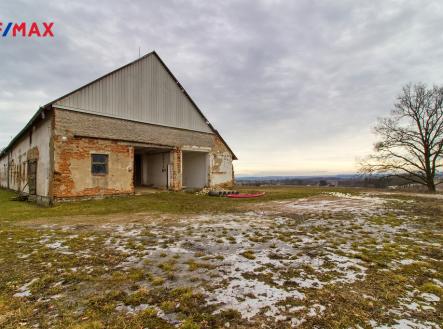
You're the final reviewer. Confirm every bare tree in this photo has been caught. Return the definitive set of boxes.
[360,83,443,192]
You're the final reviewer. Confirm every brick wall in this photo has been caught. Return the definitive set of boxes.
[170,147,182,190]
[53,135,134,199]
[52,108,234,198]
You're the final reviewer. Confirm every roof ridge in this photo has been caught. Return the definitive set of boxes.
[1,51,237,160]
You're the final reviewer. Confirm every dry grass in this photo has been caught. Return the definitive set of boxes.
[0,188,441,328]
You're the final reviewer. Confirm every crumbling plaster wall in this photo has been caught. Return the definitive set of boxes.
[208,136,234,188]
[142,152,170,188]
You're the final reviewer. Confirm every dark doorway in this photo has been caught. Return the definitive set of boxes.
[27,160,37,195]
[134,154,142,186]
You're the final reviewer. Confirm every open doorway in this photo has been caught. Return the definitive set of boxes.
[133,147,171,191]
[134,154,142,186]
[182,151,208,189]
[27,160,37,195]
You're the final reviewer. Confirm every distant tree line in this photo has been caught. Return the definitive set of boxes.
[236,174,443,189]
[236,176,401,188]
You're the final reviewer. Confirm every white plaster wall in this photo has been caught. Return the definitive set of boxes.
[182,151,208,188]
[141,153,149,185]
[146,152,169,188]
[0,140,27,192]
[0,153,9,188]
[0,116,51,196]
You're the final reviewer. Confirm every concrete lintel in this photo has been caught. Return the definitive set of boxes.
[129,142,173,150]
[182,145,211,152]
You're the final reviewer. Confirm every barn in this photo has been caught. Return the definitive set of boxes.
[0,51,236,205]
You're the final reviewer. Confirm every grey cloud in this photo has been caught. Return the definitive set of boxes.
[1,0,442,174]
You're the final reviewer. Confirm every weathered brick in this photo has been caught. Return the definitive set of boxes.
[53,135,134,199]
[50,107,233,200]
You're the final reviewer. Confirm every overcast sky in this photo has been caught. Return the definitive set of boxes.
[1,0,442,176]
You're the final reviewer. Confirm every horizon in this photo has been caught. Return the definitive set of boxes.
[1,1,443,176]
[234,171,359,177]
[236,173,357,177]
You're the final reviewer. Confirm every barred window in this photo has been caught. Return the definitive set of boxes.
[91,154,108,175]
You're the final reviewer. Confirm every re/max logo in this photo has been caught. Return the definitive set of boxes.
[0,22,54,37]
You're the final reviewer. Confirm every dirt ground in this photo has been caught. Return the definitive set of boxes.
[1,190,442,328]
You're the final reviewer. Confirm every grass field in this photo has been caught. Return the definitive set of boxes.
[0,187,441,328]
[0,186,331,221]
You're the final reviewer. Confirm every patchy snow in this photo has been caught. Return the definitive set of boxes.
[403,302,420,311]
[307,303,326,317]
[420,293,440,302]
[398,259,416,265]
[46,241,63,249]
[209,277,304,319]
[207,250,304,319]
[104,237,134,254]
[17,253,31,259]
[13,290,32,298]
[160,246,193,254]
[116,303,152,313]
[291,277,324,289]
[375,318,439,329]
[371,191,443,200]
[21,190,438,326]
[281,192,388,216]
[13,278,38,298]
[43,240,74,255]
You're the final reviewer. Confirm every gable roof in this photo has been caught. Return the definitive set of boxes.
[1,51,237,160]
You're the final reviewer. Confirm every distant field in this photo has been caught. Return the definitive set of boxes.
[0,187,441,328]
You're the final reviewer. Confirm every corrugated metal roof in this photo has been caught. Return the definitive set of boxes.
[1,51,237,160]
[54,52,212,133]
